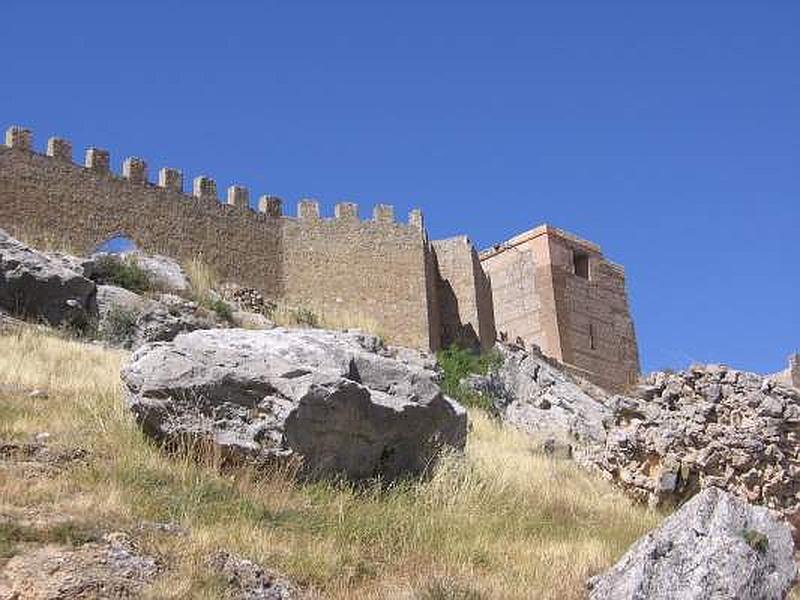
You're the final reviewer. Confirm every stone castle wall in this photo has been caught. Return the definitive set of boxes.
[0,127,433,349]
[0,125,642,389]
[430,236,496,351]
[481,225,640,391]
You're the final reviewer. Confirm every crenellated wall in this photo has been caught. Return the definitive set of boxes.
[0,126,433,349]
[0,124,642,389]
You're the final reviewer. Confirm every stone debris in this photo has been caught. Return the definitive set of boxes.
[128,252,190,293]
[121,328,467,481]
[0,532,159,600]
[596,364,800,522]
[219,283,276,316]
[587,487,798,600]
[208,551,298,599]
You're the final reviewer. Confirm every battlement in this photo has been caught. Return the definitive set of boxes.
[0,123,640,388]
[0,124,435,351]
[2,125,423,228]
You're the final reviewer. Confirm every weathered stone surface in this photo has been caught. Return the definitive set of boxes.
[587,487,797,600]
[130,252,190,293]
[0,229,96,327]
[463,343,612,464]
[596,365,800,518]
[121,328,467,481]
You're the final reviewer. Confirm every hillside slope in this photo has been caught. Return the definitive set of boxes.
[0,326,659,599]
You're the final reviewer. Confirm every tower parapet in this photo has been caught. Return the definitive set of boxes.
[5,126,32,150]
[335,201,358,221]
[298,199,320,220]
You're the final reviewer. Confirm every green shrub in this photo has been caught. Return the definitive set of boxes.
[94,255,151,293]
[207,297,234,323]
[98,305,140,346]
[436,345,503,411]
[742,529,769,553]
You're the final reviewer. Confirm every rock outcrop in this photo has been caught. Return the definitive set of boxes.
[0,229,96,328]
[462,343,612,464]
[588,487,797,600]
[121,328,467,481]
[597,365,800,520]
[97,285,222,349]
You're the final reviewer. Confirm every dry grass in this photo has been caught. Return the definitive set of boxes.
[269,301,385,341]
[184,254,218,302]
[0,327,662,599]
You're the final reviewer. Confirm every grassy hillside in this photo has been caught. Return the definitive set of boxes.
[0,327,661,599]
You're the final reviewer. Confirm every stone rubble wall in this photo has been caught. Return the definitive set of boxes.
[599,364,800,523]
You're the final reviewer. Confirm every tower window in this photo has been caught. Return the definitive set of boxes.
[573,252,590,279]
[589,322,596,350]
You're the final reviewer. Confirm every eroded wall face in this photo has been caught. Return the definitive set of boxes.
[546,235,640,390]
[0,145,433,350]
[430,236,495,351]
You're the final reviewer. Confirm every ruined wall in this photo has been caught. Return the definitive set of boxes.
[0,126,433,349]
[481,225,640,391]
[772,354,800,389]
[430,236,495,351]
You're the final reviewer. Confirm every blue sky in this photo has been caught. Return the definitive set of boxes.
[2,1,798,373]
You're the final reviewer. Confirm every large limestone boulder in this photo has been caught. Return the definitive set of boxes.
[121,328,467,481]
[129,252,190,293]
[588,487,797,600]
[0,229,96,328]
[596,365,800,520]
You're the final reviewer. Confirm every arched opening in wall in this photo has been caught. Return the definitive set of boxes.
[94,235,139,255]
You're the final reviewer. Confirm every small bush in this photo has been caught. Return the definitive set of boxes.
[437,345,503,411]
[98,305,140,346]
[207,297,234,323]
[742,528,769,553]
[94,254,151,293]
